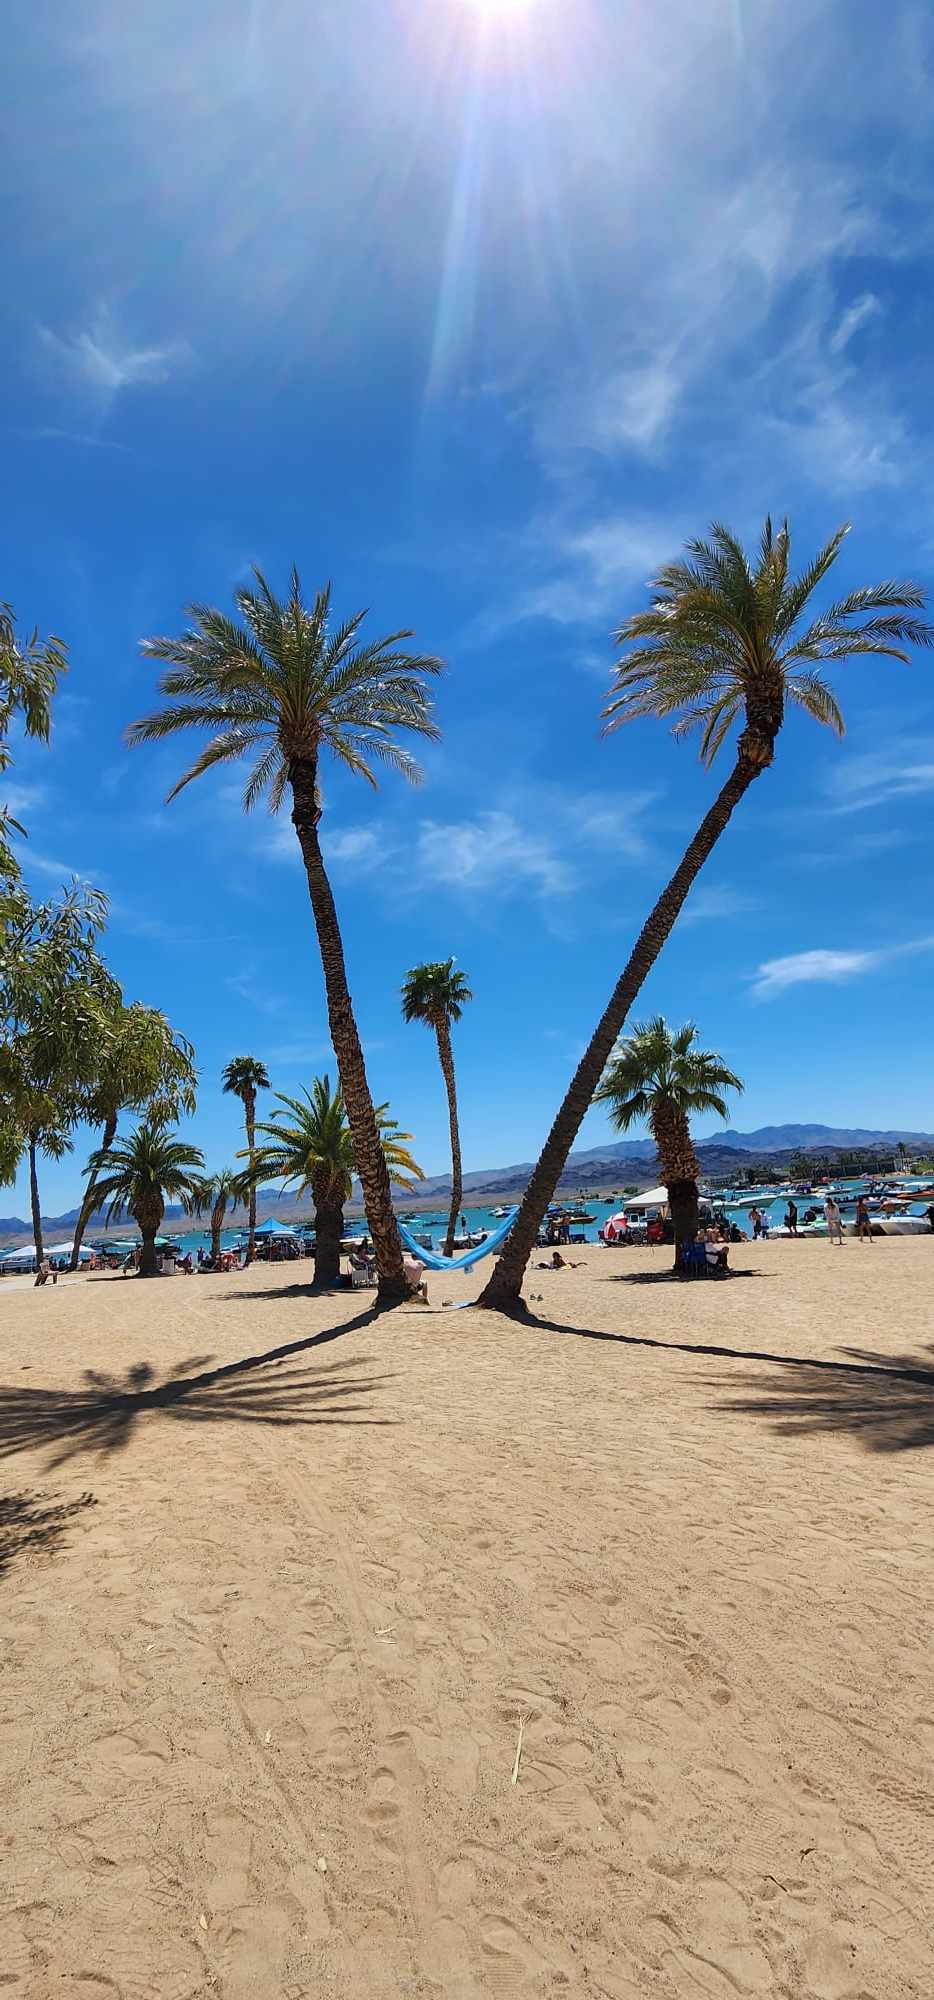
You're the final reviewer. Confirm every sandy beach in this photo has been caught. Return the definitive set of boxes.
[1,1238,932,1997]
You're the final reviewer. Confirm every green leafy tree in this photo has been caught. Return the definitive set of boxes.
[480,517,932,1310]
[248,1075,423,1287]
[0,881,118,1259]
[69,1004,198,1268]
[221,1055,270,1262]
[401,958,472,1256]
[86,1121,206,1277]
[128,567,443,1305]
[0,601,68,896]
[594,1019,743,1264]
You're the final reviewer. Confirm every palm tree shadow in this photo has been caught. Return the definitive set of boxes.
[0,1304,392,1471]
[711,1343,934,1454]
[602,1268,769,1286]
[0,1489,97,1577]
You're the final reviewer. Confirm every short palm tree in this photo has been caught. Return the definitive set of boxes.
[480,516,932,1310]
[248,1075,423,1286]
[128,568,443,1306]
[401,958,472,1256]
[594,1019,742,1265]
[70,1003,197,1269]
[86,1121,206,1277]
[221,1055,270,1262]
[194,1166,248,1267]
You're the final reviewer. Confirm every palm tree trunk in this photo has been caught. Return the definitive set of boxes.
[653,1105,700,1272]
[313,1200,344,1286]
[479,754,763,1311]
[289,759,407,1305]
[134,1193,163,1278]
[28,1135,43,1264]
[70,1111,117,1270]
[211,1196,224,1268]
[437,1019,463,1259]
[245,1088,257,1262]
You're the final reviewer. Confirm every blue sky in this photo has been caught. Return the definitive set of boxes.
[4,0,934,1213]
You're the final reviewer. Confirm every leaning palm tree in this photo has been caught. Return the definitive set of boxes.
[194,1166,248,1267]
[221,1056,270,1262]
[86,1121,205,1277]
[401,958,472,1256]
[128,569,443,1306]
[247,1075,423,1287]
[480,516,932,1310]
[594,1019,742,1266]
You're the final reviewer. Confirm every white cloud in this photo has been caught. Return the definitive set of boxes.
[262,817,392,869]
[415,810,576,897]
[829,292,883,354]
[824,740,934,814]
[1,782,47,815]
[682,885,760,926]
[751,934,934,999]
[35,305,190,411]
[497,511,683,632]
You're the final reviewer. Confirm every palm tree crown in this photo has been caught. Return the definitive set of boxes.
[250,1078,423,1201]
[222,1055,270,1103]
[401,959,472,1030]
[127,568,444,808]
[595,1019,743,1133]
[603,518,933,767]
[88,1123,206,1221]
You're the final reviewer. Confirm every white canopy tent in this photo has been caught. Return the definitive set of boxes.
[624,1185,670,1211]
[46,1240,94,1262]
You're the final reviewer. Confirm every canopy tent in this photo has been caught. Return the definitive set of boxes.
[46,1240,94,1262]
[623,1185,670,1211]
[397,1209,517,1273]
[245,1219,300,1239]
[1,1244,38,1267]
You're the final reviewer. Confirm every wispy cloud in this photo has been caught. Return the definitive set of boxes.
[682,884,760,926]
[224,970,286,1016]
[22,426,131,453]
[414,809,575,897]
[35,305,190,412]
[829,292,883,354]
[824,740,934,814]
[493,511,683,634]
[751,934,934,999]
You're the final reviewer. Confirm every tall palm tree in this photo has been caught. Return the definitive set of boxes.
[1,601,67,892]
[401,958,472,1256]
[594,1019,742,1265]
[194,1166,248,1267]
[480,516,932,1310]
[248,1075,423,1286]
[221,1055,270,1262]
[86,1121,206,1277]
[70,1004,197,1269]
[128,568,443,1306]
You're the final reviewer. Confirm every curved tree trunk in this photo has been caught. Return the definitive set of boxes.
[289,759,407,1306]
[28,1134,43,1264]
[70,1110,117,1269]
[313,1200,344,1287]
[479,754,763,1311]
[211,1194,225,1268]
[133,1191,164,1278]
[245,1087,257,1262]
[437,1019,463,1259]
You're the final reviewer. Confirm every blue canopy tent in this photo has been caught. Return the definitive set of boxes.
[397,1209,517,1273]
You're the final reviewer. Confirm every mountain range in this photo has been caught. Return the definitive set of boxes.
[2,1124,931,1241]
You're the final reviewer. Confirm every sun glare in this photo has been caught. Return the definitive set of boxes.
[461,0,541,18]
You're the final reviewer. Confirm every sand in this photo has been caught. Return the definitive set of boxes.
[1,1237,932,1998]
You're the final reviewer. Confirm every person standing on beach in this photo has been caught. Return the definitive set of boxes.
[749,1205,762,1239]
[784,1200,799,1236]
[855,1195,874,1244]
[824,1197,844,1245]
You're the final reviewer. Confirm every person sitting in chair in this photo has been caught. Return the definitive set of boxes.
[704,1224,730,1275]
[402,1252,428,1303]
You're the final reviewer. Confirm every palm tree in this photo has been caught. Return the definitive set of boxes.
[128,568,443,1306]
[248,1075,423,1286]
[594,1019,742,1265]
[480,516,932,1310]
[86,1121,206,1277]
[70,1004,197,1268]
[1,601,67,891]
[194,1167,247,1267]
[401,958,472,1256]
[221,1055,270,1262]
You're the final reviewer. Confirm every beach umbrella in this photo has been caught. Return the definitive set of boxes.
[602,1212,629,1241]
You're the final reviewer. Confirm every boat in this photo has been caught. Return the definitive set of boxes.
[450,1230,488,1251]
[490,1205,511,1219]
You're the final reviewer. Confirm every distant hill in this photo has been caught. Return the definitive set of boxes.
[3,1122,931,1242]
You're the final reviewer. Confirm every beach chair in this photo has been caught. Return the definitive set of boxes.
[680,1241,708,1278]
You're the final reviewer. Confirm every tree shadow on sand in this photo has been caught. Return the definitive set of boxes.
[710,1343,934,1454]
[0,1488,97,1577]
[600,1267,770,1287]
[0,1306,393,1471]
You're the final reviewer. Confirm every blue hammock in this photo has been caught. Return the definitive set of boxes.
[397,1209,517,1272]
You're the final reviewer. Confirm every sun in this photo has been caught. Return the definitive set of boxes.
[461,0,541,17]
